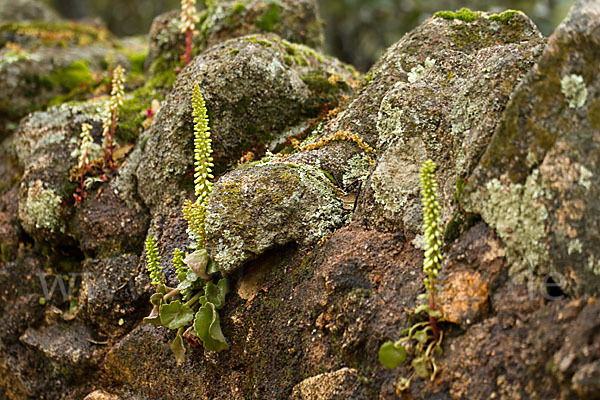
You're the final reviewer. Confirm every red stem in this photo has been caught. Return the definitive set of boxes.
[184,29,193,66]
[104,107,118,168]
[429,289,440,341]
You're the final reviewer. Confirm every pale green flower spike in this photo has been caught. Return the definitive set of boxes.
[191,83,214,200]
[145,235,163,286]
[419,159,442,294]
[77,123,94,169]
[180,0,200,34]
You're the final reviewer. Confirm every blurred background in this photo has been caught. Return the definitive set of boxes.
[42,0,574,71]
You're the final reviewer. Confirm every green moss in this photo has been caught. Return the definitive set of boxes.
[255,2,281,32]
[488,10,523,24]
[48,60,94,91]
[282,54,294,66]
[0,21,111,47]
[230,48,240,57]
[434,8,480,22]
[232,2,246,13]
[127,51,147,76]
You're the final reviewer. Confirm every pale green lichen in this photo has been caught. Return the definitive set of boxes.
[560,74,588,109]
[342,153,371,187]
[567,239,582,255]
[464,169,549,278]
[407,57,436,84]
[587,255,600,275]
[20,180,62,233]
[578,165,592,190]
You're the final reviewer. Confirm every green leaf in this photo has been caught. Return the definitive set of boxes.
[414,329,429,344]
[169,333,186,364]
[204,279,229,310]
[143,305,162,326]
[184,249,210,279]
[156,284,169,295]
[193,302,229,352]
[378,341,407,369]
[159,300,195,330]
[411,356,431,379]
[427,309,443,318]
[206,258,219,275]
[150,293,164,306]
[414,304,430,315]
[416,293,429,300]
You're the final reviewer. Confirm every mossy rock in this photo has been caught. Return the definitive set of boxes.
[462,0,600,296]
[205,161,346,274]
[144,0,323,75]
[136,33,357,213]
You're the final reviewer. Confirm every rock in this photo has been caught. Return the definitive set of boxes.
[83,390,121,400]
[145,0,323,73]
[0,0,59,22]
[79,255,151,336]
[290,368,367,400]
[353,11,545,234]
[137,33,357,212]
[461,0,600,295]
[15,101,105,244]
[572,359,600,398]
[19,316,96,371]
[0,21,130,136]
[437,223,505,327]
[77,188,149,258]
[205,160,345,274]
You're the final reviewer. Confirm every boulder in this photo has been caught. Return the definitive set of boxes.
[137,33,357,213]
[205,161,345,274]
[462,0,600,295]
[353,11,546,234]
[145,0,323,73]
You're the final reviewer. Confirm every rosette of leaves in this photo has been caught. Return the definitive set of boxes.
[379,160,445,393]
[143,250,230,363]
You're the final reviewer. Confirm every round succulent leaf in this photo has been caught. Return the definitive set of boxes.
[204,278,229,309]
[411,356,431,379]
[379,341,407,369]
[159,300,195,330]
[184,249,210,279]
[143,305,162,326]
[193,302,229,352]
[414,329,429,344]
[150,293,164,306]
[169,333,186,364]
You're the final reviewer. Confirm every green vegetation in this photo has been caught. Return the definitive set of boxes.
[143,83,229,362]
[255,2,281,32]
[379,160,445,394]
[145,235,163,286]
[434,8,480,22]
[489,9,523,23]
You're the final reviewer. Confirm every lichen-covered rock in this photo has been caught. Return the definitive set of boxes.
[205,161,345,274]
[15,101,105,244]
[352,11,545,234]
[137,33,357,212]
[145,0,323,74]
[79,255,151,336]
[0,0,59,23]
[0,21,129,135]
[290,368,367,400]
[462,0,600,296]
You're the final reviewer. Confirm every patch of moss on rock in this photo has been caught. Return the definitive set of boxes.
[434,8,480,22]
